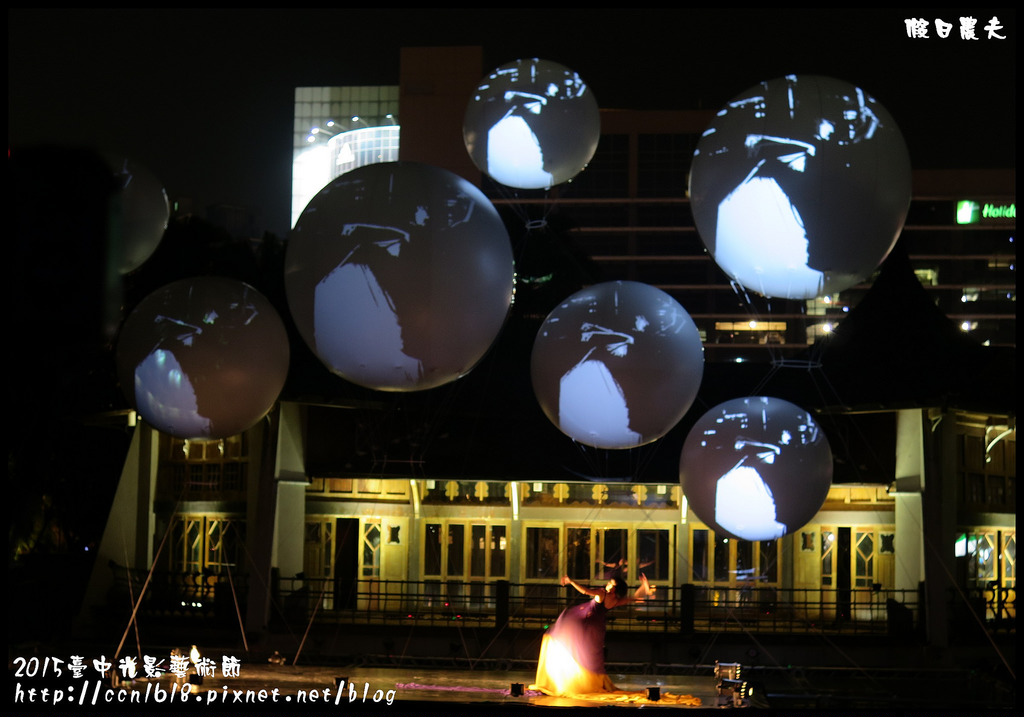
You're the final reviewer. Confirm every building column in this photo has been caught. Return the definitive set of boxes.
[244,405,281,640]
[893,409,925,596]
[509,482,523,586]
[274,401,309,583]
[408,480,422,584]
[275,482,308,584]
[74,419,156,639]
[921,408,957,648]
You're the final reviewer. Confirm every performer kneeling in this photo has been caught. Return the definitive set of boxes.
[530,573,653,696]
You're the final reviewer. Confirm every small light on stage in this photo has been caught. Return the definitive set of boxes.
[510,683,525,697]
[188,645,203,684]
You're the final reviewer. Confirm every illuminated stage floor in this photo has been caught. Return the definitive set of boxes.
[10,665,718,713]
[182,664,719,711]
[10,659,1016,713]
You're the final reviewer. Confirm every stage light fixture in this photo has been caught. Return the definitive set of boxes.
[714,660,742,681]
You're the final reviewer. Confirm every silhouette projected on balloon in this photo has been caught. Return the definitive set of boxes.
[463,58,600,190]
[116,277,290,439]
[532,281,704,450]
[680,397,832,541]
[285,161,514,391]
[689,75,911,299]
[102,153,170,274]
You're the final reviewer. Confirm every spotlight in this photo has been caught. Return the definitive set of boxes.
[716,678,750,707]
[733,681,751,708]
[717,678,745,694]
[714,661,742,681]
[714,661,750,707]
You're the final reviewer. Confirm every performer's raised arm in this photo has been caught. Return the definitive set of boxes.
[561,575,603,598]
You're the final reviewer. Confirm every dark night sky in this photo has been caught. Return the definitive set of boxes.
[9,8,1017,238]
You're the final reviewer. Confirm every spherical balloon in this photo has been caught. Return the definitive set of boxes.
[116,277,290,439]
[284,161,515,391]
[680,396,833,541]
[689,75,911,299]
[463,58,600,190]
[531,281,704,449]
[102,153,170,274]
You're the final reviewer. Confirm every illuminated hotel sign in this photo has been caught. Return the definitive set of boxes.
[956,200,1016,224]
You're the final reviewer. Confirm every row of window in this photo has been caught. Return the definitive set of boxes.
[164,514,1015,615]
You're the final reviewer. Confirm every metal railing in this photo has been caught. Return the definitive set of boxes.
[273,577,923,635]
[107,567,1015,637]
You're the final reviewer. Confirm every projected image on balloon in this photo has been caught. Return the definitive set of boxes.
[115,277,290,440]
[688,75,911,299]
[102,153,170,274]
[285,161,515,392]
[463,58,600,190]
[680,397,832,541]
[531,281,704,450]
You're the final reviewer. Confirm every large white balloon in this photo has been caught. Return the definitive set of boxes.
[284,161,515,391]
[532,281,704,449]
[115,277,290,440]
[463,58,600,190]
[689,75,911,299]
[102,153,170,274]
[680,396,833,541]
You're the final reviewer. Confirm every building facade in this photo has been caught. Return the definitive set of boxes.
[77,47,1015,655]
[80,401,1014,648]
